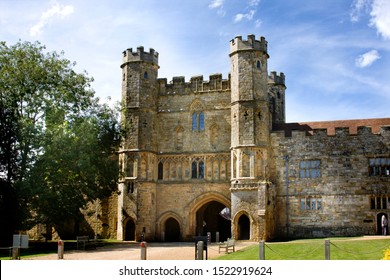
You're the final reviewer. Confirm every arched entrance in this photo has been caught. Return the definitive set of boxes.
[124,219,136,241]
[196,201,231,242]
[165,217,181,242]
[237,214,250,240]
[377,213,388,235]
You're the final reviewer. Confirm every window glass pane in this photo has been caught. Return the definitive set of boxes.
[191,161,197,178]
[199,112,205,131]
[300,161,305,169]
[317,199,322,210]
[311,198,316,210]
[158,162,163,180]
[199,161,204,178]
[192,113,198,131]
[300,170,305,178]
[300,198,305,210]
[369,159,375,166]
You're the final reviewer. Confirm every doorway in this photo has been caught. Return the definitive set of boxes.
[196,201,231,242]
[165,218,181,242]
[377,213,388,235]
[124,219,135,241]
[237,214,250,240]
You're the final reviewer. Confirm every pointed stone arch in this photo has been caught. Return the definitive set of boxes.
[187,192,231,240]
[157,211,183,241]
[189,98,205,112]
[232,210,253,240]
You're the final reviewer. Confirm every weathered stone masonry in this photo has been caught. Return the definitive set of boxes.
[112,34,389,242]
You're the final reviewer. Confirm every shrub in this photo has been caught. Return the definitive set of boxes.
[383,248,390,260]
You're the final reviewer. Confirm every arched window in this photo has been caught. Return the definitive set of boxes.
[199,161,204,179]
[144,71,148,79]
[158,162,163,180]
[256,60,261,69]
[192,113,198,131]
[199,112,205,130]
[191,160,205,179]
[192,112,205,131]
[191,161,198,179]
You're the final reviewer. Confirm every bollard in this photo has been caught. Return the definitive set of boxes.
[140,241,147,260]
[12,247,20,260]
[259,241,265,260]
[216,232,219,243]
[196,241,204,260]
[324,239,330,260]
[58,240,64,259]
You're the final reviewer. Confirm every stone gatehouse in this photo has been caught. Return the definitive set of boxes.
[113,34,390,242]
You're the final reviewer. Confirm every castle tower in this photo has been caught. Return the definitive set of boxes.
[268,71,286,127]
[117,47,159,241]
[229,35,275,241]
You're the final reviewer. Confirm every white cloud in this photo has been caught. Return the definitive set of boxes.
[249,0,261,7]
[355,49,381,67]
[234,10,256,23]
[350,0,371,22]
[209,0,224,9]
[369,0,390,40]
[30,2,74,37]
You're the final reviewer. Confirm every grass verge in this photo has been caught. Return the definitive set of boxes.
[215,237,390,260]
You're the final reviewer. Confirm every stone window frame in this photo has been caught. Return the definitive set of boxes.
[192,111,205,131]
[300,196,322,211]
[370,195,389,210]
[299,160,321,179]
[191,158,205,179]
[158,161,163,180]
[368,158,390,176]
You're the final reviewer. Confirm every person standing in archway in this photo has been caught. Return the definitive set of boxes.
[382,215,388,236]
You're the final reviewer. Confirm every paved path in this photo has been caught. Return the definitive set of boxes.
[25,241,256,260]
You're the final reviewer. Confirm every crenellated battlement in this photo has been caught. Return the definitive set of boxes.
[121,46,159,67]
[229,34,268,56]
[272,119,390,138]
[157,73,231,95]
[268,71,286,87]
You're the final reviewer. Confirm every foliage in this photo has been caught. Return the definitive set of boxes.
[383,247,390,260]
[0,40,119,238]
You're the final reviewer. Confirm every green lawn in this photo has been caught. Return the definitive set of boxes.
[215,237,390,260]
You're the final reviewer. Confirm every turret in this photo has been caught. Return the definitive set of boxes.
[268,71,286,126]
[229,35,275,241]
[120,46,159,150]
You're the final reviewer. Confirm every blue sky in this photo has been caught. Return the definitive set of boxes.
[1,0,389,122]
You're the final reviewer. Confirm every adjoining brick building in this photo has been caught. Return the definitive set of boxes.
[115,34,389,242]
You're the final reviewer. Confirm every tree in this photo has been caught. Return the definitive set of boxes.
[0,41,119,242]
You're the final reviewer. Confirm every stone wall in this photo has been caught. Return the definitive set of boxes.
[271,123,390,239]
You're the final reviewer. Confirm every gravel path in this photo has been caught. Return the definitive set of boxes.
[25,241,256,260]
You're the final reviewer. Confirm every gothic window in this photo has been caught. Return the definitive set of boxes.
[191,160,205,179]
[192,112,205,131]
[256,60,261,69]
[158,162,163,180]
[369,158,390,176]
[299,160,321,178]
[144,71,148,79]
